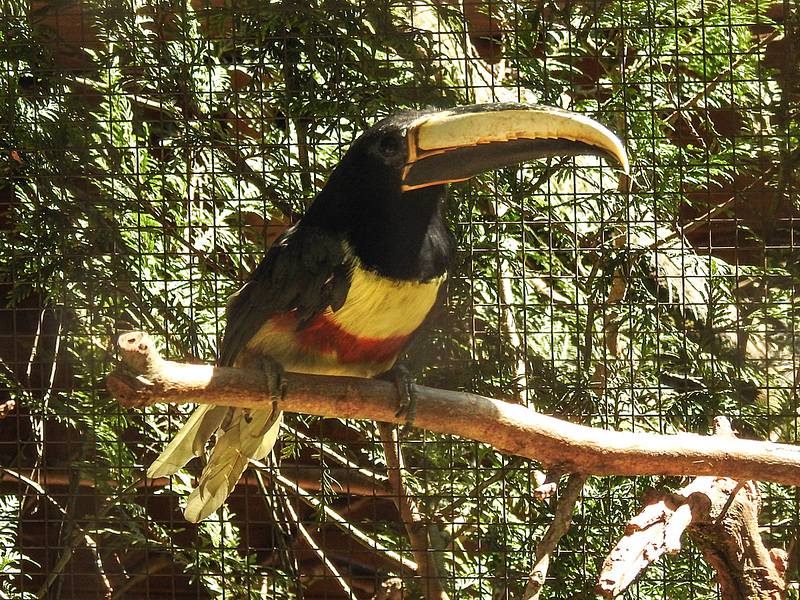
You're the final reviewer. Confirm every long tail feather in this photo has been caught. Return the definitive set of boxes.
[183,407,283,523]
[147,404,228,478]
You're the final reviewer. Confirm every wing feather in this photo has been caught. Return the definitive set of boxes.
[219,225,352,365]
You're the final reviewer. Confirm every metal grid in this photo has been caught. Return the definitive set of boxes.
[0,0,798,598]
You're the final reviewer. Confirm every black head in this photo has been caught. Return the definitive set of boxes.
[305,109,434,224]
[303,110,454,280]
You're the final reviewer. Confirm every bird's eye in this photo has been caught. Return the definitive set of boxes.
[378,135,401,157]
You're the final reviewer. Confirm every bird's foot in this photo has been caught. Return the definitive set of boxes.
[387,365,418,432]
[257,355,287,408]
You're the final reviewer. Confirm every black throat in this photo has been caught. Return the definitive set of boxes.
[353,185,455,281]
[306,183,456,282]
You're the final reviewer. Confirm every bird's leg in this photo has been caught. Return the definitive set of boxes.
[383,365,419,431]
[253,355,286,420]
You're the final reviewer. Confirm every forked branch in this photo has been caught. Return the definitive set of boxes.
[597,418,788,599]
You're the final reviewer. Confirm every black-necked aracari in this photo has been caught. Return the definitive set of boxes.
[147,103,629,522]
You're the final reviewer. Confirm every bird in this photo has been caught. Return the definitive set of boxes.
[147,102,629,522]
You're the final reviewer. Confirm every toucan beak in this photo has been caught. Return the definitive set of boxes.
[401,103,630,192]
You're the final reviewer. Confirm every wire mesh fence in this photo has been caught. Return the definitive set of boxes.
[1,0,798,598]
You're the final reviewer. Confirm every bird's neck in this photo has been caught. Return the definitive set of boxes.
[349,188,455,282]
[307,186,456,282]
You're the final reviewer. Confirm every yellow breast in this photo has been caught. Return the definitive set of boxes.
[330,263,444,338]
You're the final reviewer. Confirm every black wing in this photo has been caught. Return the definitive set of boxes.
[218,224,352,367]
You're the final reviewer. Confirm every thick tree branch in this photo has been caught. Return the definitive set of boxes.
[107,332,800,486]
[688,479,787,600]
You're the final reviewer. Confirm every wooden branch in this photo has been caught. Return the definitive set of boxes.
[598,477,787,599]
[522,473,588,600]
[597,481,710,596]
[597,418,788,599]
[688,479,787,600]
[379,423,450,600]
[0,398,14,420]
[107,332,800,486]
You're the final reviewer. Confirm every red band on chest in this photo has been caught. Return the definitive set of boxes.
[273,311,412,365]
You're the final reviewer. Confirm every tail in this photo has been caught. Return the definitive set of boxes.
[183,406,283,523]
[147,404,229,478]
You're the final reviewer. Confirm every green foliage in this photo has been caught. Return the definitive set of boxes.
[0,0,797,598]
[0,495,37,599]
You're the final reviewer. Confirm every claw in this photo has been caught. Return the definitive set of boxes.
[258,355,287,406]
[391,365,418,432]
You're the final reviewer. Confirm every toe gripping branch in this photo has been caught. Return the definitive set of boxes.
[257,355,288,409]
[391,365,419,432]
